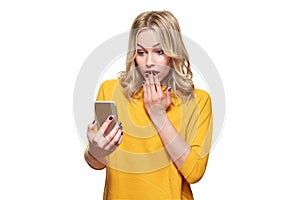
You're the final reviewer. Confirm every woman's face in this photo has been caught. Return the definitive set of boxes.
[135,29,171,83]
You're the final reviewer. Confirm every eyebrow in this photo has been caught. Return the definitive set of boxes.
[137,43,160,49]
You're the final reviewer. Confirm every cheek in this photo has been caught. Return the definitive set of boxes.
[158,56,171,66]
[158,67,171,79]
[135,57,142,66]
[135,58,145,74]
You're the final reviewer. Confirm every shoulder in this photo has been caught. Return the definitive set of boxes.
[100,79,119,89]
[99,79,121,93]
[192,88,212,114]
[193,88,211,102]
[96,79,120,100]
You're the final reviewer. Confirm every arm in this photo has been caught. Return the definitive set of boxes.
[143,73,213,183]
[84,81,123,170]
[155,116,191,169]
[178,94,213,183]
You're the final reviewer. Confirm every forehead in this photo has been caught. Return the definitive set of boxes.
[136,29,161,48]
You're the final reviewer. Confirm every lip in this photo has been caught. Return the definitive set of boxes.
[145,70,159,75]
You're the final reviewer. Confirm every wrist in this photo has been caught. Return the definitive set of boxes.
[84,148,106,170]
[148,104,168,131]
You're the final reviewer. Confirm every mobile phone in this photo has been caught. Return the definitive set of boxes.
[94,101,118,135]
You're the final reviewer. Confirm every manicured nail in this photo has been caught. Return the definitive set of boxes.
[109,116,113,120]
[92,120,95,124]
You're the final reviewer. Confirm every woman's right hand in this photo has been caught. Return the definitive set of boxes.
[87,115,123,164]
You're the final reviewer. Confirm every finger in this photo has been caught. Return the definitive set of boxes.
[87,120,97,140]
[104,129,122,151]
[148,72,157,97]
[104,122,120,142]
[87,120,97,132]
[117,134,123,145]
[143,81,148,100]
[144,72,151,100]
[166,87,173,106]
[153,73,163,95]
[111,128,123,146]
[99,115,115,135]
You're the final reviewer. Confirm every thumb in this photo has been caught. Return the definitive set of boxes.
[87,120,97,134]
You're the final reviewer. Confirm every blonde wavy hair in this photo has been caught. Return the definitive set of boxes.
[119,10,194,102]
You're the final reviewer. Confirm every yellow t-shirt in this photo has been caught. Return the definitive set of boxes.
[95,79,212,200]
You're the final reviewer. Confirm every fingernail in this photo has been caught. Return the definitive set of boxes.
[109,116,113,120]
[92,120,95,124]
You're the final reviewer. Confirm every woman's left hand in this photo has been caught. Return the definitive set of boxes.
[143,72,172,131]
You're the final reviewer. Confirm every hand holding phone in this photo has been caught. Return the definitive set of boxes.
[87,101,122,163]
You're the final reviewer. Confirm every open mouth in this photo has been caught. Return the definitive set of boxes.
[145,70,159,75]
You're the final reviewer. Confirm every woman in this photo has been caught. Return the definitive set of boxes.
[84,10,213,200]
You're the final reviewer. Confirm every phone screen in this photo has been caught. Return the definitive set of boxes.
[94,101,118,135]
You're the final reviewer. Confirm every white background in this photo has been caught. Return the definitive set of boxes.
[1,0,299,199]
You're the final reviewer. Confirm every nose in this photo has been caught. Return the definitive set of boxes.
[146,53,154,68]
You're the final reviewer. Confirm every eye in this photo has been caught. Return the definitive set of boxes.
[156,49,164,55]
[137,50,145,56]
